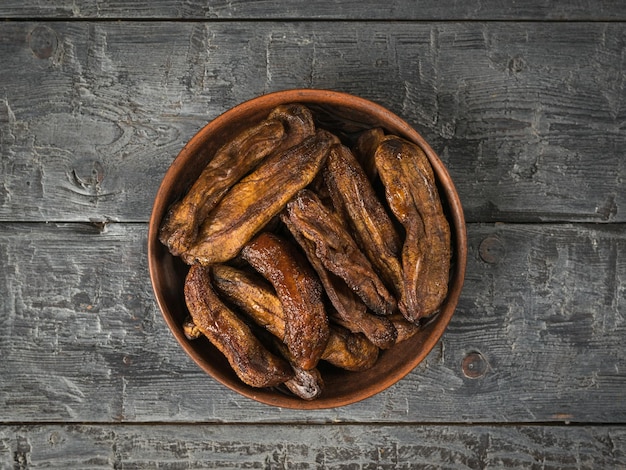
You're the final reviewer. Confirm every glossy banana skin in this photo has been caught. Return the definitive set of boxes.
[375,136,451,321]
[183,264,293,388]
[324,144,405,313]
[212,264,379,370]
[160,104,315,257]
[240,232,330,371]
[183,130,338,265]
[283,189,397,316]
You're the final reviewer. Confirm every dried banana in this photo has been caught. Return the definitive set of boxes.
[212,264,379,370]
[324,144,405,311]
[184,264,293,388]
[183,130,338,265]
[375,136,451,321]
[160,104,315,257]
[281,212,397,349]
[241,232,330,371]
[283,188,397,316]
[352,127,385,181]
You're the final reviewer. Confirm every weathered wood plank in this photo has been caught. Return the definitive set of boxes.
[0,222,624,423]
[1,22,625,224]
[1,0,626,20]
[1,424,625,469]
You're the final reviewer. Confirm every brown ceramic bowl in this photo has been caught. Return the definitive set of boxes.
[148,89,467,409]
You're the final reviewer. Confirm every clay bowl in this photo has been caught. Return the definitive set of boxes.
[148,89,467,409]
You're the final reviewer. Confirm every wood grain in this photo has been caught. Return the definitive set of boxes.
[0,4,624,464]
[0,222,623,424]
[1,424,625,468]
[1,1,626,20]
[0,22,625,223]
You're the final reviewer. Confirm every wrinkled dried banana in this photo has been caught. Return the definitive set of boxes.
[324,144,405,312]
[241,232,330,371]
[283,188,397,316]
[281,211,397,349]
[160,104,315,257]
[212,264,379,370]
[375,135,451,321]
[183,130,338,265]
[184,264,293,388]
[352,127,385,181]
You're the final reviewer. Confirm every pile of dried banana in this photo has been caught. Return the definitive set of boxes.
[159,103,451,400]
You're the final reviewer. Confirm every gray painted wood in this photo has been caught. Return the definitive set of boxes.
[1,222,624,423]
[1,0,626,20]
[1,22,625,223]
[1,4,624,467]
[1,424,625,468]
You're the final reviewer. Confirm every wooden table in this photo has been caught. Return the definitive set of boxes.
[1,2,625,467]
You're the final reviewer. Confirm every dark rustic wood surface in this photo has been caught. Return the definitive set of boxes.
[1,1,626,20]
[2,424,625,468]
[2,21,626,224]
[1,2,625,468]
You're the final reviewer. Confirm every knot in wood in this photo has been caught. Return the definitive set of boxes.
[508,55,526,74]
[479,235,505,264]
[462,351,488,379]
[28,25,58,60]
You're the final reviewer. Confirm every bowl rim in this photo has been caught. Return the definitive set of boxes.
[148,88,467,409]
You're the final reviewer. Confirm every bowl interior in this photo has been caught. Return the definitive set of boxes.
[148,89,467,409]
